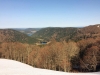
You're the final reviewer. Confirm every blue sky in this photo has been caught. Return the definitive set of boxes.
[0,0,100,28]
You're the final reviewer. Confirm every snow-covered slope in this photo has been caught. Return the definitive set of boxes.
[0,59,99,75]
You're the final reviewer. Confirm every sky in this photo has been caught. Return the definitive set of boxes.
[0,0,100,28]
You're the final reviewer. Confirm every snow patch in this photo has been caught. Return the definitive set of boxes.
[0,59,99,75]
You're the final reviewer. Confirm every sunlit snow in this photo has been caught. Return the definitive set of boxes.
[0,59,99,75]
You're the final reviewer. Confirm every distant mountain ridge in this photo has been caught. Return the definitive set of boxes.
[13,28,41,36]
[32,24,100,42]
[1,24,100,43]
[0,29,37,43]
[76,24,100,40]
[32,27,78,41]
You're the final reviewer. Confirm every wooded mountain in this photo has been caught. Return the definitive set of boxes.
[13,28,41,36]
[0,24,100,72]
[32,24,100,42]
[76,24,100,40]
[32,27,78,41]
[1,24,100,43]
[0,29,37,44]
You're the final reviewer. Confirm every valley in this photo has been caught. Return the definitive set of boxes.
[0,24,100,72]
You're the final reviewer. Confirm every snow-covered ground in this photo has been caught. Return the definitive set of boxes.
[0,59,99,75]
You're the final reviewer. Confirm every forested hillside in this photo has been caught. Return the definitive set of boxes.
[0,24,100,72]
[0,39,100,72]
[13,28,41,36]
[76,24,100,40]
[32,24,100,42]
[32,27,78,41]
[0,29,37,44]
